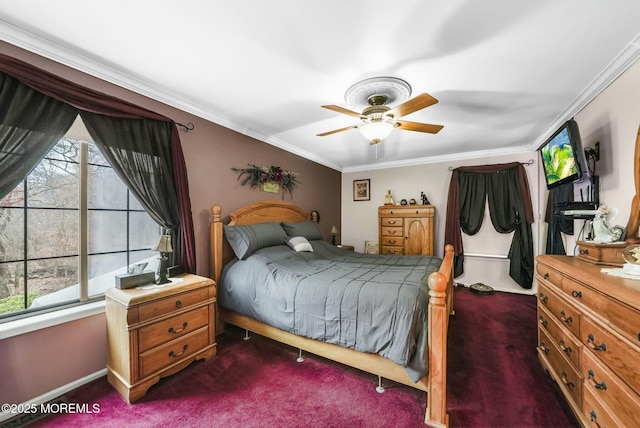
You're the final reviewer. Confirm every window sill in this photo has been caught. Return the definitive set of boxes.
[0,300,105,340]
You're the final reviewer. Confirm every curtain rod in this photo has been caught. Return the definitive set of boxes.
[448,159,534,171]
[175,122,195,132]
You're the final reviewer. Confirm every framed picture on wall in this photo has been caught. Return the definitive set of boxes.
[353,179,370,201]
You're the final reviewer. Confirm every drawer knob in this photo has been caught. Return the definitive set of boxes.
[559,310,573,325]
[558,338,572,354]
[571,290,582,298]
[168,321,188,334]
[169,344,188,358]
[539,341,550,355]
[587,369,607,390]
[589,410,603,428]
[580,249,589,255]
[587,333,607,352]
[538,315,547,328]
[538,292,548,304]
[175,300,182,308]
[560,370,575,389]
[543,273,549,280]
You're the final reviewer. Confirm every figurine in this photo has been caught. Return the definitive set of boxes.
[384,190,394,206]
[409,198,417,205]
[420,192,430,205]
[310,210,320,223]
[400,199,408,205]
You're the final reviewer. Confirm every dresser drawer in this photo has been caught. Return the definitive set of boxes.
[581,348,640,428]
[582,385,624,428]
[380,217,402,227]
[536,262,564,287]
[580,316,640,394]
[139,326,209,379]
[381,246,403,255]
[138,306,209,352]
[538,305,581,369]
[538,282,581,338]
[539,328,583,407]
[138,287,209,322]
[563,276,640,349]
[380,236,403,246]
[380,226,403,237]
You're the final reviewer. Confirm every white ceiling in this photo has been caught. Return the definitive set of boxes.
[1,1,640,172]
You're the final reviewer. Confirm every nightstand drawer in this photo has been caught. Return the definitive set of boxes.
[380,217,402,227]
[139,326,209,378]
[381,226,402,237]
[138,287,209,322]
[138,306,209,352]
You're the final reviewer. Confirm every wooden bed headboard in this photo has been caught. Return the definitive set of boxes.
[210,200,310,283]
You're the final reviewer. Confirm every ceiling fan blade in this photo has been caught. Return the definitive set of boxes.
[387,93,438,118]
[321,105,363,118]
[317,124,358,136]
[396,120,444,134]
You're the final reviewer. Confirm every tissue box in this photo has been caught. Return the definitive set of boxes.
[115,271,155,289]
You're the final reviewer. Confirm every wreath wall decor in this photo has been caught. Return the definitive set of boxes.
[232,164,299,199]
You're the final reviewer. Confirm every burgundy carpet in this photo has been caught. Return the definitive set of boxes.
[25,287,579,428]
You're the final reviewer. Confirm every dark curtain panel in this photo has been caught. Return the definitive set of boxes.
[0,72,78,200]
[544,183,574,254]
[80,112,182,267]
[0,54,196,273]
[445,162,534,289]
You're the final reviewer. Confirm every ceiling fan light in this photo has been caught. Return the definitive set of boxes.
[358,122,395,143]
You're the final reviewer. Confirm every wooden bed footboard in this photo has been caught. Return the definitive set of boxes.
[210,202,454,427]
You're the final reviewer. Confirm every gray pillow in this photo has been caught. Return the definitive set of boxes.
[224,222,288,259]
[281,221,323,241]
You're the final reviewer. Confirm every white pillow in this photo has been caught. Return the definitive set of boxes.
[285,236,313,252]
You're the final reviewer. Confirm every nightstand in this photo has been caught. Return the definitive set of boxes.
[105,274,217,403]
[337,245,354,251]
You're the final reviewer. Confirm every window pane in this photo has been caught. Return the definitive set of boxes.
[27,209,79,259]
[26,257,79,308]
[0,208,25,261]
[88,210,127,254]
[88,252,126,298]
[27,142,79,209]
[130,211,160,250]
[0,262,26,315]
[0,182,25,207]
[88,163,127,210]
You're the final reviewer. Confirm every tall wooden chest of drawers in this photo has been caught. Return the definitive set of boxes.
[536,255,640,427]
[106,274,217,402]
[378,205,434,255]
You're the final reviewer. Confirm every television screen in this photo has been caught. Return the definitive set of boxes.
[539,119,586,190]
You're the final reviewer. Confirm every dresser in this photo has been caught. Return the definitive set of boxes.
[536,255,640,427]
[106,274,217,402]
[378,205,434,255]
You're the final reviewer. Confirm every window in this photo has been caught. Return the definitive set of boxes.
[0,130,160,320]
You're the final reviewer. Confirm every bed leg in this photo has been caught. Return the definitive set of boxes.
[376,376,385,393]
[296,349,305,363]
[243,329,251,341]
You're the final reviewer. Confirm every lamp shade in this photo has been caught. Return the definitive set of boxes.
[331,226,338,234]
[358,121,395,142]
[153,234,173,253]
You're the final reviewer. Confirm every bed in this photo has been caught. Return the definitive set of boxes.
[210,200,454,427]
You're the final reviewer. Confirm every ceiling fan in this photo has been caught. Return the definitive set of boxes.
[317,77,444,145]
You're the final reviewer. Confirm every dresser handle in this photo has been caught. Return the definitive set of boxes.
[175,300,182,308]
[388,239,397,244]
[580,249,589,255]
[559,310,573,325]
[590,410,604,428]
[571,290,582,298]
[388,220,397,224]
[168,322,188,334]
[539,341,550,354]
[388,230,397,234]
[558,338,572,354]
[560,370,575,389]
[587,369,607,390]
[587,334,607,352]
[543,273,549,280]
[169,344,188,358]
[538,315,547,328]
[538,292,548,304]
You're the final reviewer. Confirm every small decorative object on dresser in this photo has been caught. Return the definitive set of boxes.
[353,179,370,201]
[378,204,434,255]
[105,274,217,403]
[536,255,640,427]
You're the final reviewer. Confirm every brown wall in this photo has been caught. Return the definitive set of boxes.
[0,41,341,406]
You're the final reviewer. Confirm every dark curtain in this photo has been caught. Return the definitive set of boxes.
[544,183,574,254]
[0,72,78,199]
[0,54,196,273]
[80,112,182,267]
[445,162,534,289]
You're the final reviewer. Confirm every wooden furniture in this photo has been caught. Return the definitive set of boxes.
[378,205,435,255]
[106,274,217,403]
[576,240,626,266]
[336,244,354,251]
[536,255,640,427]
[211,200,454,427]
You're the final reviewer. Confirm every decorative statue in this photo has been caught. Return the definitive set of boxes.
[420,191,430,205]
[590,205,624,243]
[310,210,320,223]
[384,190,394,206]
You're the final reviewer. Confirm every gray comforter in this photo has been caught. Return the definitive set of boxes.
[219,240,442,381]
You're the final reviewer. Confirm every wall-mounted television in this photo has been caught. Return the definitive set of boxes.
[538,118,589,190]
